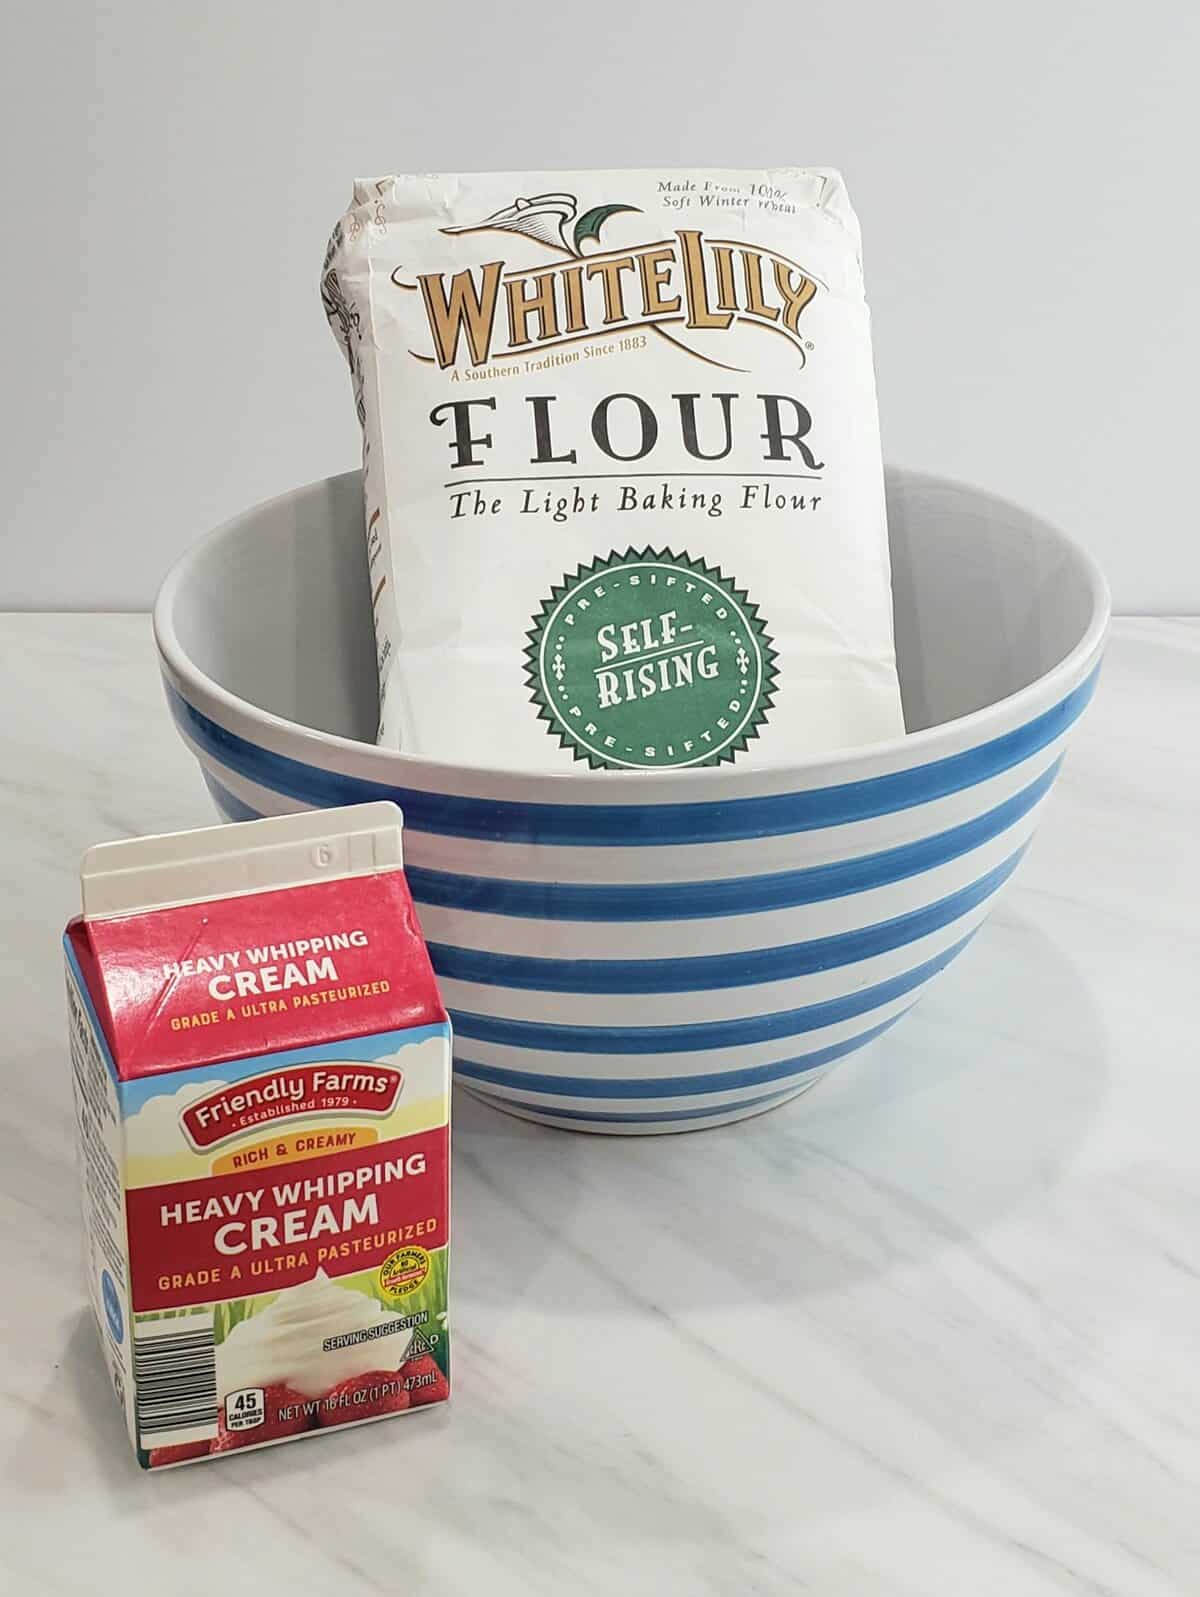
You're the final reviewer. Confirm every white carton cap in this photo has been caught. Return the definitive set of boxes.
[81,802,405,919]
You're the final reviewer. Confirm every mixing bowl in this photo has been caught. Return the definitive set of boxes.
[154,469,1108,1133]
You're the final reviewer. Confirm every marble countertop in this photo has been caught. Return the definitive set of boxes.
[1,614,1197,1596]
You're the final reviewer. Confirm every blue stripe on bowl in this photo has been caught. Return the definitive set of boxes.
[463,1083,807,1126]
[203,769,991,1048]
[204,760,1053,930]
[448,929,976,1054]
[167,668,1096,847]
[428,846,1024,995]
[406,760,1059,922]
[453,1012,902,1099]
[204,773,260,821]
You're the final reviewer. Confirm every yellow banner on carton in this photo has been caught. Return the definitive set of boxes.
[211,1125,378,1175]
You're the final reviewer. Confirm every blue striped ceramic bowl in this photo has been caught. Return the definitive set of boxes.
[154,469,1108,1133]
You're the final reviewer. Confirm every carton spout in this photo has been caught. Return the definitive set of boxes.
[80,802,405,919]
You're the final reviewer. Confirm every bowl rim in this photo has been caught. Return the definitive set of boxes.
[153,466,1111,789]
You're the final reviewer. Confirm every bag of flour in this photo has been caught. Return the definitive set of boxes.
[323,168,904,771]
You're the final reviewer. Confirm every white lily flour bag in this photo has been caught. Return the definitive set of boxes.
[322,168,904,771]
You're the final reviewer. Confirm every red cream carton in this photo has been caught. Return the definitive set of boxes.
[64,803,451,1467]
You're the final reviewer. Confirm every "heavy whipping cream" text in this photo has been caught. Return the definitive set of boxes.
[162,927,371,1000]
[159,1151,429,1253]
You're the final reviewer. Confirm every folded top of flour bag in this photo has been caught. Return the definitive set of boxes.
[322,167,905,772]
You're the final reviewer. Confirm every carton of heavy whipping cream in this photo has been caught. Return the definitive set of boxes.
[64,804,451,1468]
[323,167,904,771]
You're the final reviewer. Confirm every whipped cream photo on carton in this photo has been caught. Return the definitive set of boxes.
[63,803,451,1469]
[323,167,904,771]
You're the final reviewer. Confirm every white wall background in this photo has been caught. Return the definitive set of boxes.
[2,0,1196,611]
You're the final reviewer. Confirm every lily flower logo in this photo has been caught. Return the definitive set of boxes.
[442,192,640,258]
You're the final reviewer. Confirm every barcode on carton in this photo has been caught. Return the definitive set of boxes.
[133,1317,218,1447]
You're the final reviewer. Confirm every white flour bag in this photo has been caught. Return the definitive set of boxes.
[323,168,904,771]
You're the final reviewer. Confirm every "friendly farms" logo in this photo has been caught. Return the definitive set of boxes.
[181,1064,404,1151]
